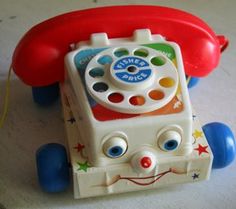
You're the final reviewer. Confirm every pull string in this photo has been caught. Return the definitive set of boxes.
[186,76,191,86]
[0,65,12,128]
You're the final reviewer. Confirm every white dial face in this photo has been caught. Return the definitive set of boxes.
[85,45,179,114]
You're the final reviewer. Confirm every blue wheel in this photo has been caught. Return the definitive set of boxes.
[187,77,200,88]
[32,82,59,106]
[203,122,236,169]
[36,143,70,192]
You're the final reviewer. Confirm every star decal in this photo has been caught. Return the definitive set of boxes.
[192,173,200,180]
[73,143,85,152]
[193,129,203,139]
[77,161,90,172]
[67,117,76,124]
[194,144,208,155]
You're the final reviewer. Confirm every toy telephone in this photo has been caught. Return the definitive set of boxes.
[12,5,228,88]
[9,6,236,197]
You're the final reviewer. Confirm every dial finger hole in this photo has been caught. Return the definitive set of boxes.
[149,90,165,100]
[129,95,145,106]
[151,56,166,66]
[114,48,129,57]
[89,67,104,78]
[93,82,109,92]
[133,48,149,57]
[159,77,175,88]
[108,92,124,103]
[97,55,113,65]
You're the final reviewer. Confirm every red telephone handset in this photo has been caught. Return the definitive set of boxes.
[12,5,227,87]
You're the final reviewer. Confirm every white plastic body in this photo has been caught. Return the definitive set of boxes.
[61,29,213,198]
[61,87,212,198]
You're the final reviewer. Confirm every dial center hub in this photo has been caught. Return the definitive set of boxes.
[110,56,153,90]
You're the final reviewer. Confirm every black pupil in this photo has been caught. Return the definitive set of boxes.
[111,147,119,154]
[167,141,175,148]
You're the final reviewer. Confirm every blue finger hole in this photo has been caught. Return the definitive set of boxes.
[98,55,113,65]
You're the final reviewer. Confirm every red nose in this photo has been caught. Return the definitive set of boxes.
[140,156,152,168]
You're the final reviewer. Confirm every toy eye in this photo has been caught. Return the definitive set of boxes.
[103,137,127,158]
[158,130,181,151]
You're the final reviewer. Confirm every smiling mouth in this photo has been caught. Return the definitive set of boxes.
[97,168,186,187]
[118,169,172,186]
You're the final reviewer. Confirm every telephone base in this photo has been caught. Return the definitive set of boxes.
[60,85,213,198]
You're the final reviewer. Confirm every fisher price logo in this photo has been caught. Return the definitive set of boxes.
[113,56,152,83]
